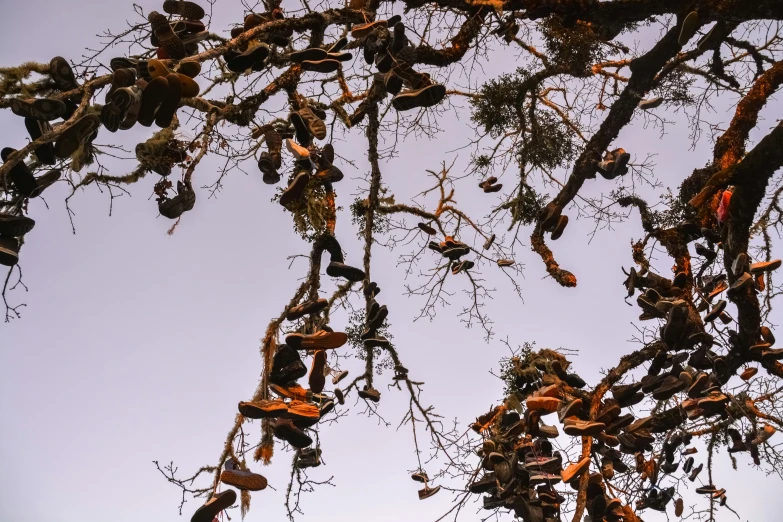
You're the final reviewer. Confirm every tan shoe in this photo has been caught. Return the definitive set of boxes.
[560,456,590,482]
[285,400,321,428]
[563,418,605,436]
[526,396,561,413]
[238,399,288,419]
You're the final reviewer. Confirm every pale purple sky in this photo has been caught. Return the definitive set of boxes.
[0,2,780,521]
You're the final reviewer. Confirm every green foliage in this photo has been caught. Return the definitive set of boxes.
[471,71,578,173]
[471,67,533,138]
[344,309,395,374]
[510,184,547,226]
[497,341,535,395]
[517,111,578,171]
[540,16,607,74]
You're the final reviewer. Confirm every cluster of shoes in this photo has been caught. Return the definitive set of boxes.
[357,281,389,401]
[426,234,475,274]
[352,16,447,112]
[467,353,605,521]
[101,57,201,132]
[491,16,519,43]
[6,57,99,166]
[149,1,207,60]
[190,456,269,522]
[289,36,352,73]
[2,56,83,264]
[465,344,782,520]
[262,105,345,208]
[596,148,631,180]
[479,176,502,193]
[538,202,569,241]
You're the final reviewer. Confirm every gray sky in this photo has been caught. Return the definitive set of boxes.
[0,1,781,521]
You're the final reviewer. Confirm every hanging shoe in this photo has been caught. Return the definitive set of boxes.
[190,490,236,522]
[308,350,327,393]
[220,459,268,491]
[392,83,446,111]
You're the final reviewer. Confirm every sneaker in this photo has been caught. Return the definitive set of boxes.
[279,171,311,207]
[286,330,348,350]
[334,387,345,404]
[550,215,569,240]
[285,400,321,428]
[10,97,66,121]
[678,11,700,46]
[688,462,703,481]
[563,418,605,436]
[269,345,307,385]
[392,84,447,111]
[287,298,329,320]
[751,424,776,446]
[301,58,341,73]
[158,180,196,219]
[326,261,365,282]
[497,259,514,267]
[557,398,583,423]
[298,107,327,140]
[220,462,268,491]
[154,73,183,128]
[273,418,313,448]
[308,350,327,393]
[190,489,236,522]
[740,367,758,380]
[418,485,441,500]
[149,11,187,59]
[332,370,349,385]
[418,222,437,235]
[238,399,288,419]
[0,237,19,266]
[49,56,79,91]
[358,385,381,402]
[560,457,590,482]
[638,97,663,110]
[269,382,309,401]
[0,213,35,239]
[162,0,206,20]
[750,259,782,273]
[258,152,281,184]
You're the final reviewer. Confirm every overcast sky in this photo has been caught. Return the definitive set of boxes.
[1,2,781,521]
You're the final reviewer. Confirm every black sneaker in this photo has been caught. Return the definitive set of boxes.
[358,385,381,402]
[392,84,447,112]
[0,214,35,238]
[326,261,365,282]
[190,490,237,522]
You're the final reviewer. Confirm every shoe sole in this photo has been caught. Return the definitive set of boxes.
[301,332,348,350]
[0,215,35,237]
[279,172,310,207]
[191,490,237,522]
[138,77,169,127]
[163,0,205,20]
[290,48,328,63]
[49,56,78,91]
[0,238,20,267]
[155,74,183,128]
[227,45,269,73]
[24,118,56,165]
[220,470,268,491]
[309,350,327,393]
[301,59,341,73]
[392,84,446,112]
